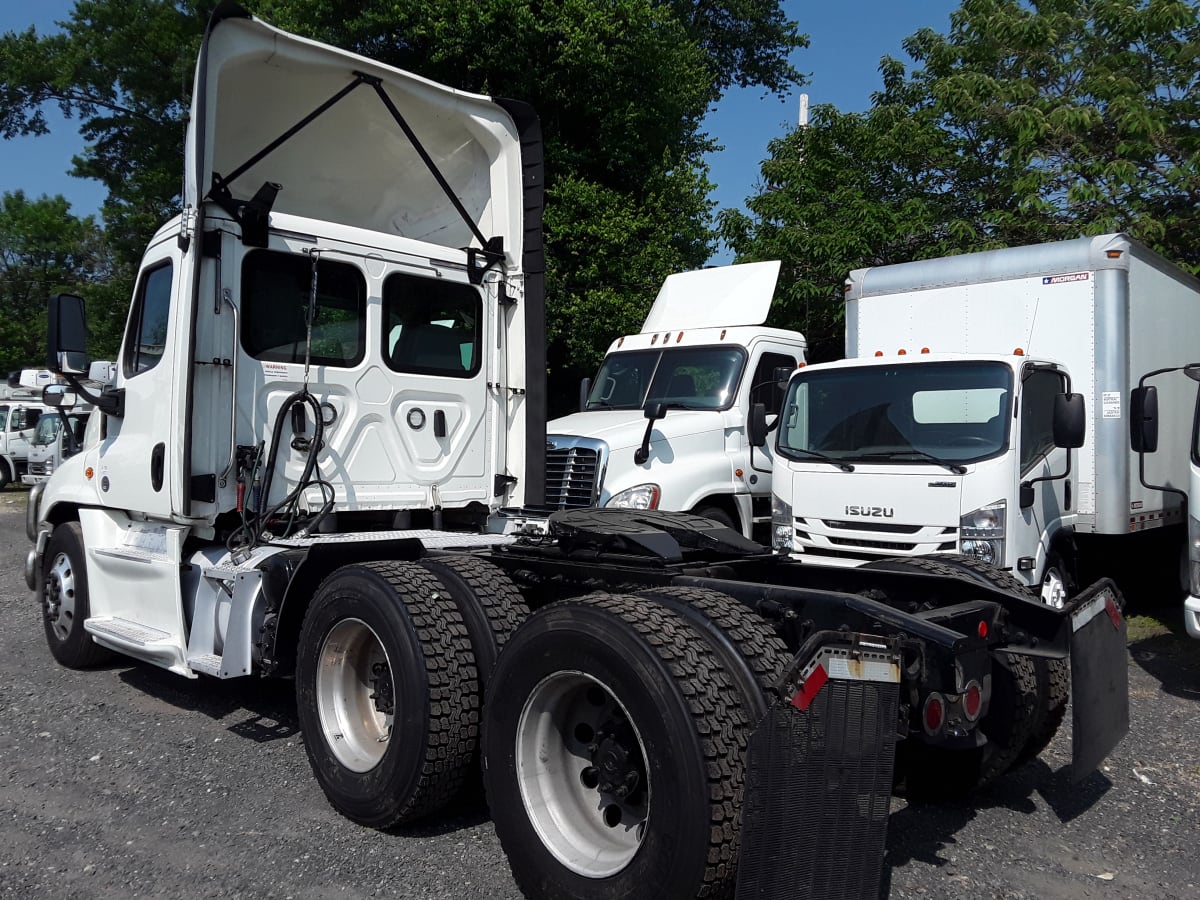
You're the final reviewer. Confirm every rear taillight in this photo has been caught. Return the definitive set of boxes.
[962,681,983,721]
[922,693,945,735]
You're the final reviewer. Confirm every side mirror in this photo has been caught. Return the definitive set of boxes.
[1052,393,1086,449]
[773,365,794,390]
[578,377,592,412]
[748,402,768,448]
[47,293,90,375]
[6,371,19,389]
[1130,386,1159,453]
[643,401,667,421]
[1185,363,1200,383]
[43,385,78,409]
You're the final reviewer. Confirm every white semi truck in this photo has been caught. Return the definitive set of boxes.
[544,261,805,539]
[24,5,1129,899]
[770,233,1200,609]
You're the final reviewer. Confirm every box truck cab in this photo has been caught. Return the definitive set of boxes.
[0,374,54,488]
[22,407,94,486]
[545,261,805,538]
[772,233,1200,606]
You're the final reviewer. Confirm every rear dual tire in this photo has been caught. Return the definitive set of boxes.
[483,594,753,900]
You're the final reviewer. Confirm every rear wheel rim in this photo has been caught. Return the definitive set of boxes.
[45,551,77,642]
[516,671,650,877]
[316,618,394,772]
[1040,566,1067,609]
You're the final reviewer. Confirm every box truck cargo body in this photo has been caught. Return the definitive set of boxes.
[773,233,1200,605]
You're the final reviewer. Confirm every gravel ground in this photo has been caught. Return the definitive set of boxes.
[1,490,1198,899]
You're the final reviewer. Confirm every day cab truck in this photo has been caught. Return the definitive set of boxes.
[771,233,1200,611]
[24,5,1130,900]
[0,370,54,489]
[543,261,805,540]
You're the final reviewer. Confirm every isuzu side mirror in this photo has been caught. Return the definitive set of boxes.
[1053,393,1086,449]
[47,293,90,375]
[1129,386,1159,453]
[773,365,794,389]
[42,385,78,410]
[748,402,769,448]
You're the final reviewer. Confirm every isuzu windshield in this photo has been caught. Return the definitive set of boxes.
[779,361,1014,465]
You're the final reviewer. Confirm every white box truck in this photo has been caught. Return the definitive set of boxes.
[544,261,806,538]
[771,233,1200,607]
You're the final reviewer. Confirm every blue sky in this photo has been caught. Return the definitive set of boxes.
[0,1,960,262]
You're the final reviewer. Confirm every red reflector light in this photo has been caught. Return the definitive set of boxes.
[922,693,945,735]
[791,664,829,712]
[977,620,988,638]
[963,681,983,721]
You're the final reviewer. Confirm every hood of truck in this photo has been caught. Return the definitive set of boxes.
[640,261,781,332]
[549,409,728,452]
[786,465,963,530]
[185,2,526,256]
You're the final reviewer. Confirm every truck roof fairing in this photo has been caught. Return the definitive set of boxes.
[185,2,527,262]
[641,260,782,333]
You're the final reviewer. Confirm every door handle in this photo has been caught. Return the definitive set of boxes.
[151,442,165,492]
[434,410,447,438]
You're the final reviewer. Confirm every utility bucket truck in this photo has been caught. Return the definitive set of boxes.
[544,261,806,539]
[27,6,1129,899]
[772,233,1200,610]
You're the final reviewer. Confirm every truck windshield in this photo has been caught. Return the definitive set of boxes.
[779,361,1013,465]
[32,415,62,447]
[585,345,746,411]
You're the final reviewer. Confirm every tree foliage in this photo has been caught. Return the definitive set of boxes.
[0,191,115,373]
[0,0,805,399]
[724,0,1200,362]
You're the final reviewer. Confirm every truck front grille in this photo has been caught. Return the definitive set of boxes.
[29,461,49,476]
[544,436,607,509]
[795,517,957,559]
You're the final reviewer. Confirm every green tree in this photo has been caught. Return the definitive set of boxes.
[1,0,806,403]
[725,0,1200,361]
[0,191,114,373]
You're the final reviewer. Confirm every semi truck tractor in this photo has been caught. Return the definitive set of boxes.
[25,5,1129,899]
[543,261,806,539]
[771,233,1200,608]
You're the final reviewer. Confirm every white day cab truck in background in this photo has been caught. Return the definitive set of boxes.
[771,232,1200,615]
[23,5,1131,899]
[544,260,806,539]
[0,369,56,488]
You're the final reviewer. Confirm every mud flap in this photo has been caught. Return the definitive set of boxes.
[1068,579,1129,781]
[736,636,900,900]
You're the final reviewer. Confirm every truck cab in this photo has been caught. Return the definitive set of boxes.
[545,261,805,538]
[22,407,93,486]
[771,351,1084,601]
[0,395,47,489]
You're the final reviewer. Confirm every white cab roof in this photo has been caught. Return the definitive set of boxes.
[640,261,781,332]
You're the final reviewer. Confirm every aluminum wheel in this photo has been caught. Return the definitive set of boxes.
[1040,566,1068,609]
[315,618,394,773]
[44,551,78,642]
[516,670,650,878]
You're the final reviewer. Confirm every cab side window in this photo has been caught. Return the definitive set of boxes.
[123,262,174,377]
[750,352,799,416]
[1020,368,1066,475]
[383,274,481,377]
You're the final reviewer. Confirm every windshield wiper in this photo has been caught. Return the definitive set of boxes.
[783,448,855,472]
[856,449,967,475]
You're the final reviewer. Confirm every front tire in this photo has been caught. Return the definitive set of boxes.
[483,594,750,900]
[42,521,113,668]
[295,561,479,827]
[1039,552,1074,609]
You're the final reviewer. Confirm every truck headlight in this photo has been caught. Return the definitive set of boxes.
[606,483,661,510]
[771,493,793,551]
[960,500,1006,567]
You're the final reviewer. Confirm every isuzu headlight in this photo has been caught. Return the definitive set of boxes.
[771,493,793,552]
[960,499,1006,566]
[606,483,661,510]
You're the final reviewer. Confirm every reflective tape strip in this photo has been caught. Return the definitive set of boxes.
[1073,588,1120,632]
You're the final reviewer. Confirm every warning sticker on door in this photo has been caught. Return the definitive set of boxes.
[262,362,291,379]
[1102,391,1121,418]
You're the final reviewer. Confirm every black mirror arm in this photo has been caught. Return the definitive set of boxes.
[1020,449,1075,510]
[633,417,656,465]
[63,373,124,418]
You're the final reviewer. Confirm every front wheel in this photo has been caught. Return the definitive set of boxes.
[42,521,113,668]
[295,561,479,828]
[1039,552,1074,609]
[483,594,750,900]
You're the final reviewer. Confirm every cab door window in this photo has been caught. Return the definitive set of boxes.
[383,274,481,377]
[123,262,174,377]
[1020,368,1067,475]
[750,351,799,416]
